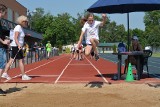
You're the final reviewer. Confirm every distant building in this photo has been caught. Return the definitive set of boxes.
[62,42,121,53]
[0,0,26,22]
[0,0,42,47]
[98,42,120,53]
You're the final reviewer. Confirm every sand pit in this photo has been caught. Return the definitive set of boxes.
[0,83,160,107]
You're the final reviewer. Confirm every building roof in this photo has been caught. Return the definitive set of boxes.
[0,18,43,39]
[24,28,43,39]
[98,42,120,47]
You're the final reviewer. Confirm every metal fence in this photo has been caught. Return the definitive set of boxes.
[6,48,59,68]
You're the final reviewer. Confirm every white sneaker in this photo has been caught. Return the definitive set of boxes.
[1,73,11,80]
[22,75,31,80]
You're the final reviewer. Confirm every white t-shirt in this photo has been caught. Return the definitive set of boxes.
[10,25,25,47]
[82,21,101,45]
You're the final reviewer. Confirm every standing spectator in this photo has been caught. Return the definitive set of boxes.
[0,4,8,95]
[77,13,107,61]
[78,44,83,60]
[23,42,29,62]
[1,15,31,80]
[39,42,44,51]
[39,42,45,59]
[32,42,39,60]
[70,44,75,59]
[23,42,29,57]
[46,41,52,59]
[73,42,79,60]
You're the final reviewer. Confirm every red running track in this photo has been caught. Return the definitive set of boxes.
[1,54,159,84]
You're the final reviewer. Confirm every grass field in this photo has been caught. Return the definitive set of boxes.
[152,52,160,57]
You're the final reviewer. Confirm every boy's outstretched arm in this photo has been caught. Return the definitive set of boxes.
[100,14,107,26]
[77,31,85,48]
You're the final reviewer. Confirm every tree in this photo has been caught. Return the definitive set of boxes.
[144,10,160,49]
[30,8,45,33]
[30,8,80,48]
[30,8,129,48]
[101,21,126,43]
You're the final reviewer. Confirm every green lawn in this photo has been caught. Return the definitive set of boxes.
[152,52,160,57]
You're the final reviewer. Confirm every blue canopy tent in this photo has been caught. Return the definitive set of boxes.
[87,0,160,50]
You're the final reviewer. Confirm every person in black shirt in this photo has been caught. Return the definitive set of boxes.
[124,36,144,78]
[0,4,9,95]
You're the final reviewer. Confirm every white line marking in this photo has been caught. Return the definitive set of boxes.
[54,58,73,84]
[28,75,59,77]
[4,56,66,82]
[85,57,109,84]
[150,61,160,64]
[58,81,89,83]
[148,65,160,68]
[69,64,91,65]
[58,77,99,79]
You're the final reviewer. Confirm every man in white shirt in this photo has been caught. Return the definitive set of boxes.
[77,13,106,61]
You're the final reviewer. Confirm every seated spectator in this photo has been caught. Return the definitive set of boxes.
[124,36,144,76]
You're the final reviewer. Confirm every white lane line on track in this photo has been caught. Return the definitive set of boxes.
[4,56,66,83]
[54,58,73,84]
[85,57,109,84]
[58,81,89,83]
[69,64,91,65]
[28,75,59,77]
[148,64,160,68]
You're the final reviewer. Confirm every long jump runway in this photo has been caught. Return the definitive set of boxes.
[1,54,159,84]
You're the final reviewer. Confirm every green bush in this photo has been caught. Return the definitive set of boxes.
[152,52,160,57]
[58,45,62,52]
[112,44,117,53]
[65,47,70,53]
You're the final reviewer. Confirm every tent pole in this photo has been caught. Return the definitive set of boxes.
[127,13,130,51]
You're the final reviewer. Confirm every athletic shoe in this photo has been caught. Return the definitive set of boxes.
[0,89,6,96]
[22,75,31,80]
[1,73,11,80]
[95,54,99,61]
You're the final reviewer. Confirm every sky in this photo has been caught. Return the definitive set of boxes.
[16,0,145,30]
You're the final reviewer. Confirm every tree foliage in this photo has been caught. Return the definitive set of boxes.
[144,10,160,49]
[29,8,160,51]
